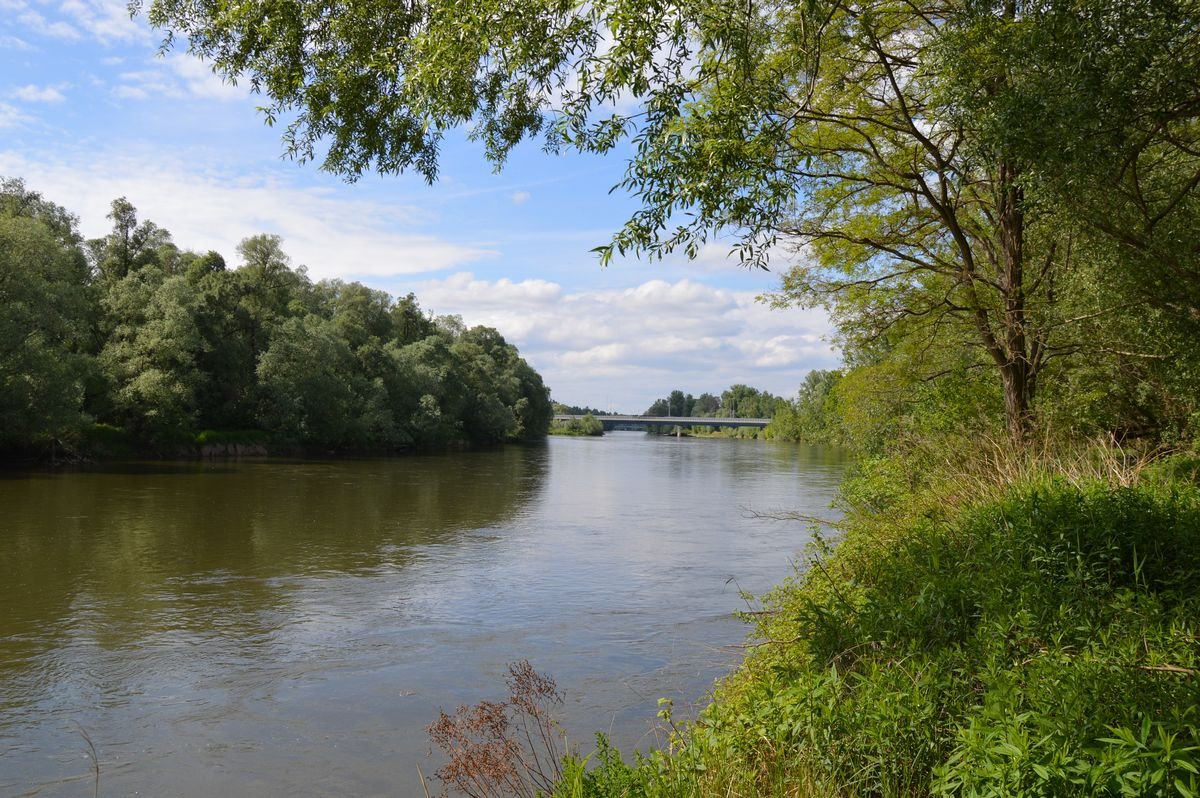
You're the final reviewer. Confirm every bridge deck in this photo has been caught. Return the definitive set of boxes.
[553,414,771,429]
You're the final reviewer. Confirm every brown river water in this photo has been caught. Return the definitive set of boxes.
[0,433,845,797]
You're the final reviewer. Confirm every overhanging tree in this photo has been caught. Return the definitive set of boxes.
[938,1,1200,323]
[142,0,1200,438]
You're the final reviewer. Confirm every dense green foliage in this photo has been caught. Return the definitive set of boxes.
[554,403,614,417]
[549,413,604,436]
[645,387,781,420]
[142,0,1200,439]
[548,464,1200,797]
[0,180,552,457]
[765,371,845,446]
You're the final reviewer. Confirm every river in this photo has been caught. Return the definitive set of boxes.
[0,433,845,797]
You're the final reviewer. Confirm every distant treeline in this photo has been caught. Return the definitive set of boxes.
[0,178,552,458]
[552,403,614,416]
[643,386,783,419]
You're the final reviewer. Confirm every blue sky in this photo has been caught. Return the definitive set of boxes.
[0,0,839,412]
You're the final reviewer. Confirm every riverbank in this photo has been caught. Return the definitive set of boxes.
[639,425,766,440]
[487,442,1200,797]
[548,414,604,436]
[656,454,1199,796]
[4,424,520,467]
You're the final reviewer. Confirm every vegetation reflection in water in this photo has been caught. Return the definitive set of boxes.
[0,436,846,797]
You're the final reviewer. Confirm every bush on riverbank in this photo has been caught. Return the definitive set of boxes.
[549,414,605,436]
[544,448,1200,798]
[643,425,766,439]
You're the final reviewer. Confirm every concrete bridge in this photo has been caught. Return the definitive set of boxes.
[553,414,772,431]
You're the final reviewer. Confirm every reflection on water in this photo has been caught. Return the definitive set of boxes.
[0,435,844,797]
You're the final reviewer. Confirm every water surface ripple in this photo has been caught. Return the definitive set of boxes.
[0,434,844,797]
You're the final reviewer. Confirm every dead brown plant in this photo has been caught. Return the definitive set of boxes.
[426,661,567,798]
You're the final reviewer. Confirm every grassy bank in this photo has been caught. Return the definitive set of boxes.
[436,443,1200,798]
[546,445,1200,797]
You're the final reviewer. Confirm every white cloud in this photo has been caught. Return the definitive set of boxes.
[511,190,531,205]
[115,68,182,100]
[58,0,148,44]
[112,83,150,100]
[736,334,826,368]
[0,148,494,280]
[0,102,33,128]
[0,34,34,50]
[559,343,629,368]
[17,8,81,40]
[11,83,67,103]
[113,55,250,102]
[165,54,248,101]
[411,273,839,411]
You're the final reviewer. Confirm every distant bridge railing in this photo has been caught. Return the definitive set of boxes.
[552,414,771,431]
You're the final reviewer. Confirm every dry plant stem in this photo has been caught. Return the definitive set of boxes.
[416,763,433,798]
[73,723,99,798]
[1136,664,1197,676]
[746,508,847,529]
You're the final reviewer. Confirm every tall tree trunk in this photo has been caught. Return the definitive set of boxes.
[997,158,1035,440]
[1000,359,1034,440]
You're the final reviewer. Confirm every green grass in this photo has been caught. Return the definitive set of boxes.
[550,450,1200,797]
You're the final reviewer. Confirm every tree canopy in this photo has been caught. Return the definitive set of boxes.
[137,0,1200,440]
[0,185,553,456]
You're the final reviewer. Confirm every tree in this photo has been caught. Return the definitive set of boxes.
[313,279,394,349]
[0,177,86,251]
[390,292,437,346]
[390,331,466,445]
[88,197,173,281]
[0,177,557,452]
[767,370,844,444]
[255,314,399,445]
[693,392,719,416]
[720,385,771,419]
[452,325,552,442]
[98,270,207,441]
[934,1,1200,324]
[668,390,695,417]
[185,252,259,428]
[550,412,604,435]
[231,234,312,359]
[646,390,696,417]
[0,204,91,449]
[553,403,612,416]
[138,0,1200,439]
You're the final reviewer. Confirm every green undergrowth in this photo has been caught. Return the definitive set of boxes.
[549,414,605,436]
[193,429,273,446]
[78,422,139,458]
[553,454,1200,797]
